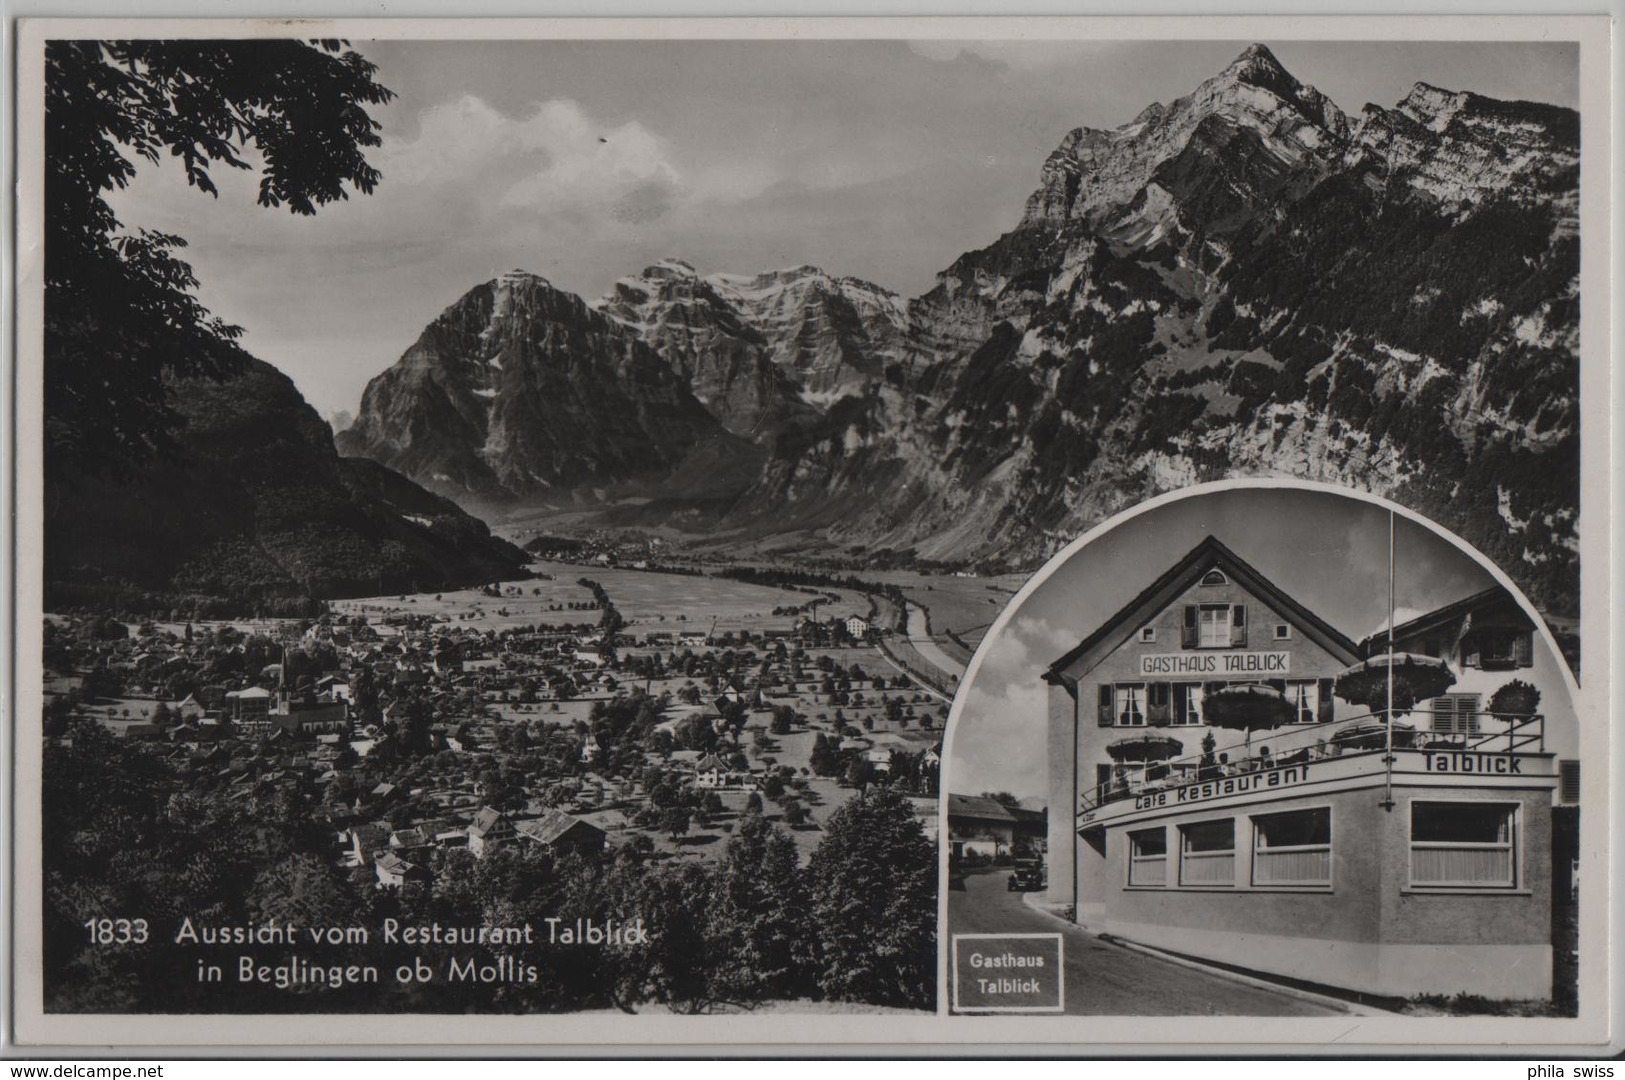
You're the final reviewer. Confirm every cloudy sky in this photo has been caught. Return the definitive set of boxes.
[944,487,1505,802]
[101,37,1577,419]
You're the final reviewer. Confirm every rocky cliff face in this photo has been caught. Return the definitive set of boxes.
[1017,44,1350,243]
[340,45,1580,616]
[594,259,812,439]
[595,258,910,432]
[704,264,911,405]
[338,270,750,502]
[865,44,1578,613]
[46,357,529,615]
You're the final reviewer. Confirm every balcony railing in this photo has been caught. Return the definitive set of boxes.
[1079,709,1546,818]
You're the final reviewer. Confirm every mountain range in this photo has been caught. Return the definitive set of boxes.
[336,44,1581,618]
[45,357,529,616]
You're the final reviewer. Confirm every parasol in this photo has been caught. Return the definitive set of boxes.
[1335,653,1455,719]
[1106,733,1186,764]
[1331,717,1417,751]
[1203,683,1294,752]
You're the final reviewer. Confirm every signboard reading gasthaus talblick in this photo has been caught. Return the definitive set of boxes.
[951,934,1063,1013]
[1139,651,1290,676]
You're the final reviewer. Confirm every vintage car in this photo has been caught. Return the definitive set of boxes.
[1007,860,1044,892]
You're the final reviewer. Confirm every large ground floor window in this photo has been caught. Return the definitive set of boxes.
[1410,801,1518,888]
[1251,807,1331,886]
[1179,818,1235,886]
[1128,826,1167,887]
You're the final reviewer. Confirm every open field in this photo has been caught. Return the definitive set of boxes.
[864,570,1027,651]
[328,561,872,637]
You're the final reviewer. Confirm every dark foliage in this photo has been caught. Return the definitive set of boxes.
[43,723,936,1013]
[45,39,393,473]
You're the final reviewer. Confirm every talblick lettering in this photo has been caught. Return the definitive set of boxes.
[1425,752,1523,774]
[1222,653,1287,673]
[545,917,650,945]
[977,977,1043,994]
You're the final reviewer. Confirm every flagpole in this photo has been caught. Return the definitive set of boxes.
[1383,507,1396,811]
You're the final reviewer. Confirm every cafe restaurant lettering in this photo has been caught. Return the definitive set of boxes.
[1042,537,1579,1001]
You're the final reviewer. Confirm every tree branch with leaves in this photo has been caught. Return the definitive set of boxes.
[44,39,394,472]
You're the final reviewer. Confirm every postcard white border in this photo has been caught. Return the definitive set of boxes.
[6,11,1617,1056]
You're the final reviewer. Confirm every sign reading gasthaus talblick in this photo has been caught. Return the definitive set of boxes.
[951,934,1064,1013]
[1139,651,1290,675]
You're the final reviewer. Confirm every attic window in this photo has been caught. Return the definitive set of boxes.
[1274,624,1291,641]
[1139,627,1157,643]
[1200,570,1228,587]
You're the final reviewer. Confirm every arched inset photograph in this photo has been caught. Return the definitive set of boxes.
[943,484,1581,1017]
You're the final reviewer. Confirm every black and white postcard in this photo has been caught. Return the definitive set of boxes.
[8,14,1615,1054]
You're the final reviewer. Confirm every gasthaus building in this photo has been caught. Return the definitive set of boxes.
[1041,536,1576,1000]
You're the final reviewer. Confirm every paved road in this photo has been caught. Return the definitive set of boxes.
[947,869,1348,1016]
[906,602,968,680]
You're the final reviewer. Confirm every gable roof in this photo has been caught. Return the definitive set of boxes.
[468,806,508,837]
[1359,585,1531,655]
[515,808,606,847]
[1044,535,1361,688]
[946,793,1018,823]
[374,851,417,875]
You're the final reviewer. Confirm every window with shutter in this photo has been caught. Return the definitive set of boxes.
[1197,605,1231,648]
[1430,694,1481,735]
[1514,632,1532,668]
[1097,684,1114,727]
[1476,630,1519,671]
[1115,684,1147,727]
[1182,606,1198,649]
[1229,604,1248,647]
[1172,683,1203,725]
[1285,680,1318,724]
[1316,678,1335,722]
[1147,682,1171,724]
